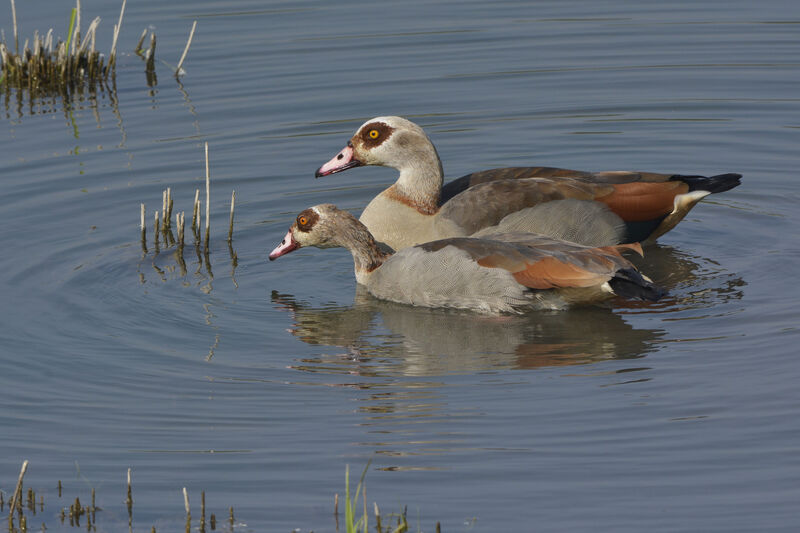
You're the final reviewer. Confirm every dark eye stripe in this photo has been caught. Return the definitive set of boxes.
[359,122,393,149]
[296,209,319,232]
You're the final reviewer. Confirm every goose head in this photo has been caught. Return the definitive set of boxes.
[315,116,441,179]
[269,204,389,275]
[269,204,340,260]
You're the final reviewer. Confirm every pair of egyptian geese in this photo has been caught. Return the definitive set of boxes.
[269,116,741,314]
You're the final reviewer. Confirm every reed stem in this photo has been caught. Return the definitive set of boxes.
[145,32,156,72]
[154,210,160,249]
[175,20,197,76]
[204,142,210,249]
[140,203,147,253]
[227,190,235,242]
[182,487,191,527]
[108,0,126,70]
[8,460,29,520]
[74,0,81,55]
[134,28,147,56]
[192,189,200,235]
[10,0,18,54]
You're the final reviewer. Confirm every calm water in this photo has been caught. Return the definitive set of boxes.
[1,1,799,531]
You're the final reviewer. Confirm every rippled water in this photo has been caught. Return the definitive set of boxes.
[1,0,799,531]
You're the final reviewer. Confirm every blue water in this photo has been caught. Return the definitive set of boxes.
[1,1,799,531]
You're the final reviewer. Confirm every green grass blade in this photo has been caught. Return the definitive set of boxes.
[65,8,77,52]
[345,464,354,533]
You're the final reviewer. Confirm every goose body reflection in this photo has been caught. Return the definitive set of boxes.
[269,204,665,314]
[272,287,665,376]
[271,244,744,377]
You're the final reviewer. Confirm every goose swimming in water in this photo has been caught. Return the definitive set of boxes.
[315,116,741,250]
[269,204,665,314]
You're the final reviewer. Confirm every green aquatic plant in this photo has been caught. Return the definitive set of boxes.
[344,463,369,533]
[64,7,77,53]
[342,462,412,533]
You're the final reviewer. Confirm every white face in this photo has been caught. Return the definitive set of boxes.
[269,206,328,260]
[351,116,429,168]
[291,205,346,250]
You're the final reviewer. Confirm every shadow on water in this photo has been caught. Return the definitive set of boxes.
[270,244,746,379]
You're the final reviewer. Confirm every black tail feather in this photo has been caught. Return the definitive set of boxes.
[609,268,666,302]
[671,173,742,194]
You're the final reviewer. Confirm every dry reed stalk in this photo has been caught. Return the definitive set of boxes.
[182,487,190,517]
[77,17,100,56]
[8,460,29,520]
[374,502,382,533]
[227,190,235,242]
[140,203,147,252]
[168,188,174,224]
[126,468,132,509]
[175,20,197,76]
[145,32,156,72]
[176,211,185,247]
[71,0,81,56]
[154,210,160,248]
[108,0,126,71]
[134,28,147,55]
[192,189,200,235]
[10,0,18,54]
[161,187,173,228]
[200,491,206,530]
[204,142,210,248]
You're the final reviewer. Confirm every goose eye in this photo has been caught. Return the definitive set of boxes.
[368,129,380,139]
[298,216,308,226]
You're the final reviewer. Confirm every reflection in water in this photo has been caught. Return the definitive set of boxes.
[3,80,127,146]
[272,287,665,377]
[271,288,665,468]
[137,234,239,293]
[622,244,747,315]
[272,245,746,377]
[270,245,745,467]
[137,208,239,292]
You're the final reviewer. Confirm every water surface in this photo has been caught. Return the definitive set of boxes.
[1,1,799,531]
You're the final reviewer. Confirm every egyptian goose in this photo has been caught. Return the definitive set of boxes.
[315,116,741,250]
[269,204,664,314]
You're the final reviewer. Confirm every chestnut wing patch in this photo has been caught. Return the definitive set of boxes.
[595,181,689,222]
[422,236,639,291]
[478,255,612,289]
